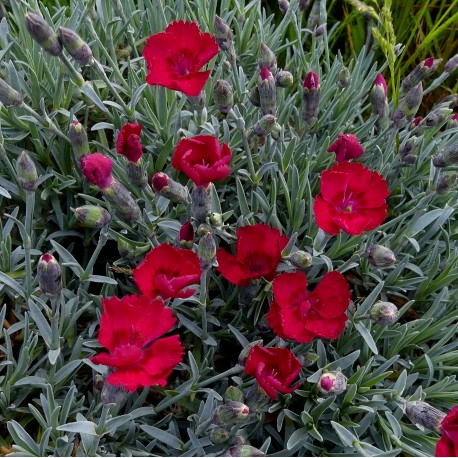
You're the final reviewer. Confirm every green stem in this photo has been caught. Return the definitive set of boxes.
[81,226,109,290]
[200,271,208,341]
[58,54,85,87]
[229,50,243,99]
[24,190,35,297]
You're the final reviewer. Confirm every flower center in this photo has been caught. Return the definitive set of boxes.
[175,54,191,77]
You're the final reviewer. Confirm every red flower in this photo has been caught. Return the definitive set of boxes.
[244,345,301,399]
[171,135,232,187]
[436,406,458,456]
[116,123,143,163]
[80,153,113,189]
[267,271,351,343]
[216,224,289,287]
[91,295,184,391]
[327,133,364,163]
[314,162,390,236]
[133,243,202,300]
[143,20,219,97]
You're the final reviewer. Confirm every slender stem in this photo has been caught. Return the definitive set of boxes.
[229,50,243,99]
[81,226,109,290]
[58,54,85,87]
[24,190,35,297]
[200,271,208,341]
[197,365,243,388]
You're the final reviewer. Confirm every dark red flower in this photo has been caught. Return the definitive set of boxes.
[304,71,319,90]
[244,345,301,399]
[133,243,202,300]
[314,162,390,236]
[116,123,143,163]
[91,295,183,391]
[327,133,364,163]
[172,135,232,187]
[80,153,113,189]
[216,224,289,287]
[266,271,351,343]
[437,406,458,456]
[143,20,219,97]
[412,116,423,127]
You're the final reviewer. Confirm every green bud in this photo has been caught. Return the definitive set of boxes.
[58,27,92,65]
[370,301,399,326]
[365,245,396,268]
[224,386,244,403]
[69,121,89,160]
[289,250,312,269]
[208,427,230,445]
[275,70,294,88]
[213,402,250,426]
[229,435,246,447]
[278,0,289,14]
[210,212,223,227]
[405,401,445,432]
[432,139,458,168]
[244,383,270,413]
[118,238,135,260]
[399,136,418,166]
[191,185,212,223]
[222,445,265,457]
[259,43,277,74]
[270,122,282,141]
[188,91,206,111]
[74,205,111,229]
[197,232,216,271]
[25,12,62,56]
[196,223,212,237]
[101,380,127,406]
[253,114,276,137]
[337,67,351,89]
[258,67,276,116]
[126,160,148,188]
[214,16,234,52]
[152,172,189,205]
[318,371,347,395]
[0,78,23,107]
[437,172,458,195]
[37,253,62,298]
[214,79,233,114]
[302,352,319,367]
[400,58,442,97]
[425,108,453,127]
[16,151,38,191]
[102,180,142,222]
[249,85,261,107]
[393,82,423,128]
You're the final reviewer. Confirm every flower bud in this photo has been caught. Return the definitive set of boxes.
[441,94,458,109]
[425,108,453,127]
[275,70,294,88]
[249,85,261,107]
[196,223,212,237]
[432,139,458,168]
[229,436,246,447]
[447,113,458,130]
[412,116,423,127]
[37,253,62,298]
[214,16,234,52]
[208,427,230,445]
[175,221,194,249]
[191,185,212,223]
[74,205,111,229]
[289,250,312,269]
[327,133,364,163]
[238,340,263,366]
[371,74,389,130]
[225,386,244,403]
[393,82,423,128]
[244,383,270,413]
[258,67,276,116]
[188,91,206,111]
[445,54,458,73]
[210,212,223,227]
[102,180,142,222]
[405,401,446,432]
[318,371,347,395]
[25,12,62,56]
[278,0,289,14]
[400,57,442,96]
[214,79,233,114]
[198,232,216,271]
[436,173,457,195]
[299,0,311,11]
[101,381,127,406]
[69,121,89,160]
[93,374,104,392]
[302,71,320,124]
[222,445,265,457]
[259,43,277,74]
[58,27,92,65]
[365,244,396,268]
[213,402,250,426]
[152,172,189,205]
[314,24,326,37]
[16,151,38,191]
[80,153,113,189]
[337,67,351,89]
[399,136,418,165]
[252,114,276,137]
[306,0,321,30]
[271,122,281,141]
[0,78,23,107]
[370,301,398,326]
[126,160,148,188]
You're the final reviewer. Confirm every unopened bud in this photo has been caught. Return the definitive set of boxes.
[441,94,458,109]
[214,79,233,114]
[69,121,89,160]
[222,445,265,457]
[58,27,92,65]
[445,54,458,74]
[275,70,294,88]
[238,340,263,366]
[302,71,320,124]
[25,12,62,56]
[393,82,423,128]
[289,250,312,268]
[314,24,326,37]
[405,401,445,432]
[198,232,216,271]
[126,160,148,188]
[365,245,396,268]
[37,253,62,298]
[371,74,389,130]
[102,180,142,222]
[412,116,423,127]
[208,427,230,445]
[278,0,289,14]
[213,402,250,426]
[253,114,276,137]
[0,78,23,107]
[249,85,261,107]
[400,58,442,96]
[306,0,321,30]
[214,16,234,52]
[447,113,458,130]
[188,91,206,111]
[152,172,189,205]
[436,173,457,195]
[196,223,212,237]
[101,380,127,406]
[229,436,246,447]
[271,122,281,141]
[175,221,194,249]
[244,383,270,413]
[258,67,276,116]
[93,374,104,392]
[299,0,311,11]
[74,205,111,229]
[16,151,38,191]
[318,371,347,395]
[399,136,418,165]
[259,43,277,74]
[432,139,458,167]
[224,386,244,403]
[117,238,135,260]
[337,67,351,89]
[425,108,453,127]
[370,301,399,326]
[210,212,223,227]
[191,185,212,223]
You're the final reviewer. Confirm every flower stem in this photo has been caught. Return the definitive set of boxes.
[24,190,35,297]
[200,271,208,341]
[81,225,109,290]
[197,365,243,388]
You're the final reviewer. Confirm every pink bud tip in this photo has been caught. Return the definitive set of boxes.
[412,116,423,127]
[260,66,272,81]
[304,71,319,90]
[320,375,334,392]
[72,120,80,126]
[179,221,194,242]
[41,253,53,262]
[374,73,388,96]
[453,113,458,121]
[152,172,169,192]
[424,57,434,68]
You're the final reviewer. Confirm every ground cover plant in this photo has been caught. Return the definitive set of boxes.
[1,0,458,456]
